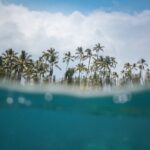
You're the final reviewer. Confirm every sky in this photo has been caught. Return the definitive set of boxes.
[0,0,150,77]
[2,0,150,13]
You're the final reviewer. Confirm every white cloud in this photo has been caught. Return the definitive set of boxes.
[0,3,150,71]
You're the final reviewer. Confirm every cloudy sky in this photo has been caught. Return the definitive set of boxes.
[0,0,150,75]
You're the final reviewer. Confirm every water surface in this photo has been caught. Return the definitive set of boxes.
[0,84,150,150]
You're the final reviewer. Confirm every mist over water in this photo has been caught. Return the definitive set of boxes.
[0,83,150,150]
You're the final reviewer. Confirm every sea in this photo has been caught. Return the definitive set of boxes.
[0,83,150,150]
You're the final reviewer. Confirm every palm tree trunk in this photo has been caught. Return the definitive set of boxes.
[49,65,53,83]
[86,57,91,77]
[66,61,69,72]
[78,70,81,85]
[140,69,143,85]
[7,62,12,79]
[17,67,23,82]
[86,57,91,87]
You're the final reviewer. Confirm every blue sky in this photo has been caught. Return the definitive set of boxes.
[4,0,150,13]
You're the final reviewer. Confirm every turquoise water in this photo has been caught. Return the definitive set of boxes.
[0,85,150,150]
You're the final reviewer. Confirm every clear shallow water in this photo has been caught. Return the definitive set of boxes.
[0,85,150,150]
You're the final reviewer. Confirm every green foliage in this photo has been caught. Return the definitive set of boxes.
[0,43,149,88]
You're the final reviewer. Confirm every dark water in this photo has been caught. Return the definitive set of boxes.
[0,86,150,150]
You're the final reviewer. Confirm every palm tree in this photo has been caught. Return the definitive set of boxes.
[63,51,74,71]
[0,56,5,79]
[110,57,117,68]
[131,63,140,84]
[85,48,92,77]
[121,70,125,79]
[111,72,118,86]
[33,59,49,82]
[0,56,3,67]
[76,63,87,84]
[103,56,111,85]
[75,47,85,64]
[131,63,137,74]
[2,48,18,79]
[93,43,104,59]
[65,68,75,84]
[91,56,104,86]
[42,48,61,82]
[23,60,34,83]
[15,50,32,82]
[93,55,116,86]
[123,62,132,83]
[137,58,148,84]
[145,68,150,83]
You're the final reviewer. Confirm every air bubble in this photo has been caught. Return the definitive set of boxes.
[18,97,25,104]
[113,93,131,104]
[45,93,53,102]
[6,97,14,104]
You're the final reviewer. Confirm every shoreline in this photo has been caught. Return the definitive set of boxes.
[0,80,149,98]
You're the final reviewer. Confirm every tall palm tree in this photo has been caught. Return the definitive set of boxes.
[110,57,117,68]
[0,56,2,67]
[33,59,49,82]
[2,48,18,79]
[85,48,92,77]
[23,60,34,83]
[42,48,61,82]
[145,68,150,83]
[124,62,132,82]
[121,70,125,79]
[75,47,85,64]
[76,63,87,83]
[111,72,118,86]
[103,56,111,85]
[91,56,104,85]
[15,50,32,82]
[93,43,104,59]
[132,63,137,73]
[137,58,148,84]
[93,56,104,70]
[65,68,75,84]
[63,51,74,71]
[94,56,117,86]
[0,56,5,79]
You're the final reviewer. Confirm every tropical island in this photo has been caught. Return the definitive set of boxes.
[0,43,150,89]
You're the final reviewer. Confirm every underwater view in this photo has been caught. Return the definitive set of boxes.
[0,84,150,150]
